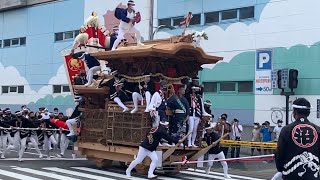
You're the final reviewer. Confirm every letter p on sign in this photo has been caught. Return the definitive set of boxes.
[256,50,272,70]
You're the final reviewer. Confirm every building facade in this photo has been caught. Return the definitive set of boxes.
[1,0,319,125]
[155,0,320,126]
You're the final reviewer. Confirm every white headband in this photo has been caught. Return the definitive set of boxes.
[292,104,312,109]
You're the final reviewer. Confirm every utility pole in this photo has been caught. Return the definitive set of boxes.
[148,0,154,40]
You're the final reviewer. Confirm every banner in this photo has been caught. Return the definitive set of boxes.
[63,54,86,97]
[255,49,273,94]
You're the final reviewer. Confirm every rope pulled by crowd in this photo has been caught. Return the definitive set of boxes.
[171,154,275,165]
[0,127,69,131]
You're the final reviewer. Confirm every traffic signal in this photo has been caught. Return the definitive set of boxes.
[277,70,282,89]
[289,69,298,89]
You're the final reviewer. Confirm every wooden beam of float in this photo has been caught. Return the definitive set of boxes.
[162,131,192,162]
[189,133,229,161]
[90,35,223,77]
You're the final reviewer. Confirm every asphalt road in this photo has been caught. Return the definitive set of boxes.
[0,148,278,180]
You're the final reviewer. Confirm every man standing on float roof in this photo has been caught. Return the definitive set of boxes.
[275,98,320,180]
[112,0,144,50]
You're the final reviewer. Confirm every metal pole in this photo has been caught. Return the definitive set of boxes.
[149,0,154,40]
[285,94,290,125]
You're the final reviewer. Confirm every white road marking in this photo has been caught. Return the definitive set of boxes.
[181,170,241,180]
[14,167,80,180]
[0,169,42,180]
[71,167,147,180]
[43,167,115,180]
[187,169,267,180]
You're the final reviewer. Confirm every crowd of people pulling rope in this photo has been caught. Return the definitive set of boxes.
[0,106,81,162]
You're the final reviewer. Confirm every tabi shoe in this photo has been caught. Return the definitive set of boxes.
[67,132,75,137]
[1,154,5,159]
[205,166,210,174]
[224,175,232,179]
[148,174,157,179]
[192,144,198,148]
[126,169,132,178]
[39,154,43,159]
[137,42,145,46]
[72,154,76,160]
[130,108,138,114]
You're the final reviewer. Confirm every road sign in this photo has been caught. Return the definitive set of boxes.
[271,70,278,89]
[280,69,289,89]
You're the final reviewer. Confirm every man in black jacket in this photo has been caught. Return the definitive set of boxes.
[131,73,155,113]
[203,125,231,178]
[72,52,100,87]
[126,122,180,179]
[275,98,320,180]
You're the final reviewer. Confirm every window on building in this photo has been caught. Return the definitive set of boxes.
[62,85,70,92]
[240,6,254,19]
[173,17,184,26]
[238,81,253,93]
[55,33,63,41]
[221,9,237,21]
[220,82,236,92]
[1,86,24,94]
[20,37,26,45]
[158,18,171,27]
[3,40,10,47]
[11,38,19,46]
[0,40,2,48]
[18,86,24,93]
[205,11,219,24]
[74,30,80,37]
[189,14,201,25]
[53,85,62,93]
[64,31,74,39]
[2,86,9,94]
[203,82,217,93]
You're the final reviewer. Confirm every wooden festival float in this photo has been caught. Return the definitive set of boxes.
[62,25,223,174]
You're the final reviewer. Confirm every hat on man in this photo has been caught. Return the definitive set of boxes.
[160,121,169,126]
[204,100,212,106]
[192,77,199,81]
[277,120,283,123]
[142,72,151,77]
[128,0,135,6]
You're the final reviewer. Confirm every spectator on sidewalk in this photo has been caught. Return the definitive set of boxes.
[261,121,273,155]
[251,122,262,156]
[231,118,243,158]
[273,120,283,142]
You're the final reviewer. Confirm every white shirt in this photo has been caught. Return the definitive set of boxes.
[119,10,135,30]
[147,91,163,111]
[231,123,243,140]
[273,126,283,141]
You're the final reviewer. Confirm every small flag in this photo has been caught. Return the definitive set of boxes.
[179,12,193,27]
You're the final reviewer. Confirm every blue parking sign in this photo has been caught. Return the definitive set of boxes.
[256,50,272,70]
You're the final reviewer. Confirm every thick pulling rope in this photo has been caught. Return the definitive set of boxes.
[171,154,275,165]
[0,127,69,131]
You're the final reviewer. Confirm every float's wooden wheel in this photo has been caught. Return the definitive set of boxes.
[92,158,113,169]
[119,161,128,168]
[134,164,149,175]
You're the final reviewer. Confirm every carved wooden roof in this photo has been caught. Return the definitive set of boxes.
[91,35,223,77]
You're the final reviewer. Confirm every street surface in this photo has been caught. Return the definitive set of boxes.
[0,148,278,180]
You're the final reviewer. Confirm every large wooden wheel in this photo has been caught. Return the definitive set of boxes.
[134,164,149,175]
[89,157,113,169]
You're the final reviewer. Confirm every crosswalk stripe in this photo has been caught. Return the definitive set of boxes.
[181,170,240,180]
[188,169,266,180]
[43,167,115,180]
[14,167,81,180]
[71,167,147,180]
[0,169,42,180]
